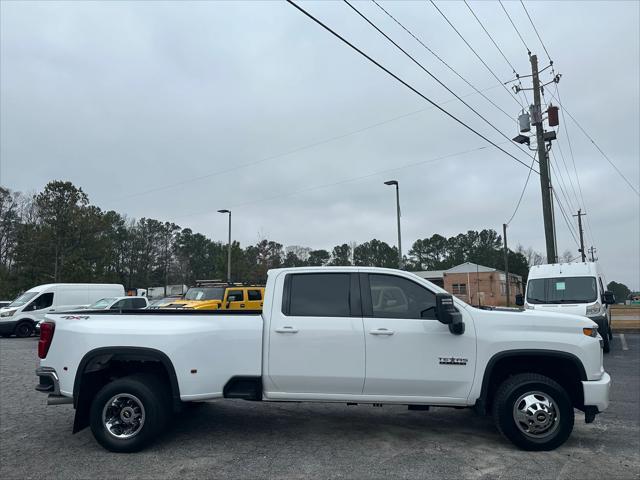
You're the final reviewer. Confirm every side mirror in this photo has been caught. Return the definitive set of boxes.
[515,294,524,307]
[602,291,616,305]
[435,293,465,335]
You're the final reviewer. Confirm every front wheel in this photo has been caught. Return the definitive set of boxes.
[14,321,34,338]
[89,374,169,452]
[493,373,574,451]
[601,323,611,353]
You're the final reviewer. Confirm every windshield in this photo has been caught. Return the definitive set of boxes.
[89,297,117,309]
[527,277,598,304]
[9,291,39,308]
[184,287,225,301]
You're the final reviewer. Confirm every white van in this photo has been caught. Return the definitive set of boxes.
[517,262,615,352]
[0,283,124,338]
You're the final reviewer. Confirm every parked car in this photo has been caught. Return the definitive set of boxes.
[0,283,124,338]
[147,295,184,309]
[516,262,616,352]
[84,296,149,311]
[36,267,609,453]
[161,281,264,310]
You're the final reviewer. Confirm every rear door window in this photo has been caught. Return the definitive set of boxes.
[286,273,351,317]
[248,290,262,301]
[131,298,147,309]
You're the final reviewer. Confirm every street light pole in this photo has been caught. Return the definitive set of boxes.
[218,209,232,283]
[384,180,402,269]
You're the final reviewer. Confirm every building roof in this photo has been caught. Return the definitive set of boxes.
[414,270,447,279]
[415,262,523,281]
[445,262,497,274]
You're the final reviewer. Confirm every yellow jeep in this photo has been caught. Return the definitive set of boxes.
[160,282,265,311]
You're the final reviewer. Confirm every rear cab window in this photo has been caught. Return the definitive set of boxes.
[282,273,359,317]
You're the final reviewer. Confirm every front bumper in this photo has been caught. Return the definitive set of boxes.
[0,320,18,336]
[583,372,611,412]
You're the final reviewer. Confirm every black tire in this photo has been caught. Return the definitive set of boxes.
[14,321,34,338]
[89,374,170,453]
[601,323,611,353]
[492,373,574,451]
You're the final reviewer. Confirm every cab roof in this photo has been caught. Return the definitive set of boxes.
[528,262,601,280]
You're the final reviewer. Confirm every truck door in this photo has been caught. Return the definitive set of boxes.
[267,272,365,395]
[225,289,246,310]
[246,288,263,310]
[361,273,476,401]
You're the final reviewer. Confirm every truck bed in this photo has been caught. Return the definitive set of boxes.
[41,309,264,401]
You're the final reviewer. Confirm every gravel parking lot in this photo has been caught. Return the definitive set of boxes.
[1,334,639,480]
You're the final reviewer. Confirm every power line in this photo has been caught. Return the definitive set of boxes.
[550,148,578,214]
[506,151,537,225]
[550,159,579,224]
[548,90,639,197]
[112,82,503,203]
[499,0,530,55]
[464,0,518,75]
[520,0,551,62]
[552,188,580,247]
[174,144,494,220]
[285,0,539,173]
[344,1,537,165]
[372,0,514,122]
[429,1,524,108]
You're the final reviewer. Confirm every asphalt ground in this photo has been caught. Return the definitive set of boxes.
[1,334,638,480]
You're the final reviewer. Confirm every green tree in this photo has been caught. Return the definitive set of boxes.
[354,239,397,268]
[307,249,330,266]
[329,244,352,266]
[607,281,630,302]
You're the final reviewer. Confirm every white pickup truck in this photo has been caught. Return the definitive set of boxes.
[36,267,610,453]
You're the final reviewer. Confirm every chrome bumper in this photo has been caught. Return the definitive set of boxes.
[35,366,72,405]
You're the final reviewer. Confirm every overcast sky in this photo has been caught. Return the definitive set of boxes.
[1,1,639,288]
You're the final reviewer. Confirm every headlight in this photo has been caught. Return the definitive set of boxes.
[585,304,601,317]
[0,309,16,318]
[583,327,598,337]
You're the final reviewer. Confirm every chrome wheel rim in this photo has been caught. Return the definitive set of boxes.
[102,393,145,439]
[512,391,560,439]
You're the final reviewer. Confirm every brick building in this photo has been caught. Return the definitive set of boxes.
[415,262,523,307]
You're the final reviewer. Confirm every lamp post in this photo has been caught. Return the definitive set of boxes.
[218,209,232,283]
[384,180,402,269]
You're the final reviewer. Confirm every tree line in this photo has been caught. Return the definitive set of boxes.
[1,180,543,299]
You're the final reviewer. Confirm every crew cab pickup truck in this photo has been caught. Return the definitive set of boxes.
[35,267,610,453]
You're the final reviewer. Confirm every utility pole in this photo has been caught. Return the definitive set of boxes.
[531,54,557,264]
[588,246,597,262]
[384,180,402,269]
[218,209,232,283]
[573,209,586,262]
[503,223,510,307]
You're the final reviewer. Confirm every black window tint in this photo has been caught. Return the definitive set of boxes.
[369,274,436,319]
[248,290,262,301]
[288,273,351,317]
[227,290,244,302]
[111,300,126,310]
[31,292,54,310]
[132,298,147,309]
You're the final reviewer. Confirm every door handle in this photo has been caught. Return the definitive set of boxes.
[369,328,395,336]
[240,304,245,308]
[275,326,299,333]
